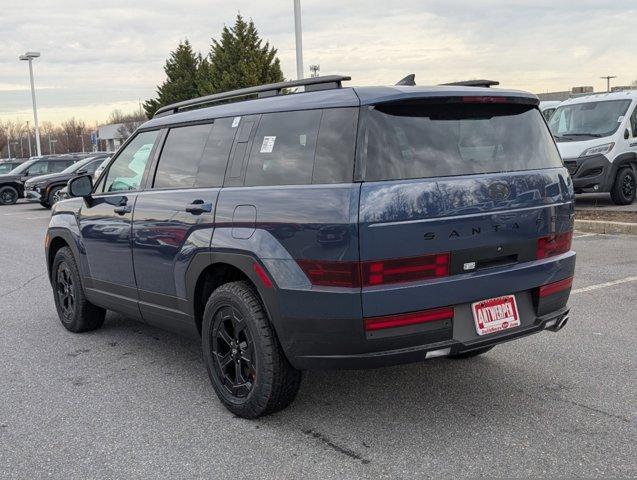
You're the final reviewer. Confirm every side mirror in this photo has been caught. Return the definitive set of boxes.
[625,129,630,140]
[68,174,93,198]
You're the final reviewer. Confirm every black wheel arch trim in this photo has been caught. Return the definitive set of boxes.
[46,227,83,283]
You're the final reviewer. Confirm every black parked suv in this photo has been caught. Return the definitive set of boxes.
[46,76,575,418]
[0,156,80,205]
[24,154,110,208]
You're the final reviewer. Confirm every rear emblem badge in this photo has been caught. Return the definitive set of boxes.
[488,182,510,201]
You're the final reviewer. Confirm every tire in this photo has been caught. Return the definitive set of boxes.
[48,186,63,208]
[202,281,302,418]
[52,247,105,333]
[0,186,19,205]
[610,167,636,205]
[449,346,494,359]
[40,201,50,208]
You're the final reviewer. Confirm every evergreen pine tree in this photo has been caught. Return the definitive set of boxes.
[197,14,284,95]
[143,40,201,118]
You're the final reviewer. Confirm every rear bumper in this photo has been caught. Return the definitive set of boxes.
[275,251,576,370]
[293,306,569,369]
[563,154,614,193]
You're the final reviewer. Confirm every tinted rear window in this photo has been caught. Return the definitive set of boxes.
[362,103,563,181]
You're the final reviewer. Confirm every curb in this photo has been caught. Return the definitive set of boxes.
[574,219,637,235]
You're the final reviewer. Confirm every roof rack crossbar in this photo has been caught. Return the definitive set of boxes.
[441,79,500,88]
[154,75,351,117]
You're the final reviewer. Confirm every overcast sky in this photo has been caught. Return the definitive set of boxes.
[1,0,635,125]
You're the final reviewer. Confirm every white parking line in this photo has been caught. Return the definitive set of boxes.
[573,232,599,239]
[24,216,51,220]
[572,276,637,295]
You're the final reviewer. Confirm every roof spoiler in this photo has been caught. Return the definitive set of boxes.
[441,79,500,88]
[153,75,351,118]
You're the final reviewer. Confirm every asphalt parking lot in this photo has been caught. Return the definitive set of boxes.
[1,200,635,479]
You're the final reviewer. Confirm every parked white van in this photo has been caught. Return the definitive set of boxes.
[548,90,637,204]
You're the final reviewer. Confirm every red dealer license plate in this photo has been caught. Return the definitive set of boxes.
[471,295,520,336]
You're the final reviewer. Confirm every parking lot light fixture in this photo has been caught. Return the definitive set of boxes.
[19,51,42,157]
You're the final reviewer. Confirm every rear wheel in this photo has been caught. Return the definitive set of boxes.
[0,186,19,205]
[52,247,105,332]
[449,346,494,359]
[202,281,301,418]
[610,167,636,205]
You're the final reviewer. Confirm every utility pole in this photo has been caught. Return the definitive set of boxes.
[293,0,304,80]
[600,75,616,93]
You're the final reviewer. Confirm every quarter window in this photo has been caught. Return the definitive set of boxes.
[153,124,213,189]
[102,130,159,193]
[245,110,322,186]
[313,108,358,184]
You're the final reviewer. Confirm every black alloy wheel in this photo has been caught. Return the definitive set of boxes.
[56,263,76,321]
[0,187,18,205]
[610,167,636,205]
[210,305,257,398]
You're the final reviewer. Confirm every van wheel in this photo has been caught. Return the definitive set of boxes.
[449,346,494,359]
[610,167,636,205]
[52,247,105,332]
[202,281,302,418]
[0,186,19,205]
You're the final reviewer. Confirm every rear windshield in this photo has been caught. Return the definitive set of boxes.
[361,102,563,181]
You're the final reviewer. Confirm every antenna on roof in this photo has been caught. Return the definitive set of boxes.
[441,79,499,88]
[395,74,416,86]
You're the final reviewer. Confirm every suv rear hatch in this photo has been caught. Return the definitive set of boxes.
[357,96,574,339]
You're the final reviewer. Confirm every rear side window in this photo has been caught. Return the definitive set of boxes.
[243,108,358,187]
[195,117,237,187]
[362,103,563,181]
[153,124,213,189]
[50,161,73,173]
[245,110,321,186]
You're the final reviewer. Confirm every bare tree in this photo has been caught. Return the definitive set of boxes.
[108,108,147,141]
[58,118,87,153]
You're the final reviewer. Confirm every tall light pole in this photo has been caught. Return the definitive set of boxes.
[293,0,304,80]
[19,51,42,157]
[600,75,616,93]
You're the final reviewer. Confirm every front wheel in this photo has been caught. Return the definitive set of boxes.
[0,186,19,205]
[52,247,105,332]
[202,281,302,418]
[610,167,636,205]
[48,186,63,207]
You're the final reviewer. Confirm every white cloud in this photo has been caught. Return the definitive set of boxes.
[0,0,635,124]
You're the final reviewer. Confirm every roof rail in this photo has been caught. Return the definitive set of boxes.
[441,79,500,88]
[153,75,351,117]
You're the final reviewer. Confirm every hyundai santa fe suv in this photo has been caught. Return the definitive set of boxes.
[45,76,576,418]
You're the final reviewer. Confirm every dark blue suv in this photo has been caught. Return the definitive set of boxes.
[45,76,576,418]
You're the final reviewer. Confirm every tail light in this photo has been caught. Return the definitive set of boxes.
[539,276,573,297]
[537,232,572,259]
[364,306,454,332]
[297,253,450,288]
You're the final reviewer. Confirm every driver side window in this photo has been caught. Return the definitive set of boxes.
[101,130,159,193]
[27,162,48,176]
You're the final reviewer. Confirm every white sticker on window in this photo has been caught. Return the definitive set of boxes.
[299,134,307,147]
[260,136,276,153]
[618,116,624,123]
[232,117,241,128]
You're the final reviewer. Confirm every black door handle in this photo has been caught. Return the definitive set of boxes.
[114,204,132,215]
[185,200,213,215]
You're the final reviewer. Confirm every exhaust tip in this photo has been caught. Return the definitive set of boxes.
[547,314,569,332]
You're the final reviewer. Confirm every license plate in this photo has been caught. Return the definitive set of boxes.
[471,294,520,336]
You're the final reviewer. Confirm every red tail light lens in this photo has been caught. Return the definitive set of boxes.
[537,232,573,259]
[462,96,509,104]
[364,306,454,332]
[361,253,450,287]
[297,260,361,288]
[539,276,573,297]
